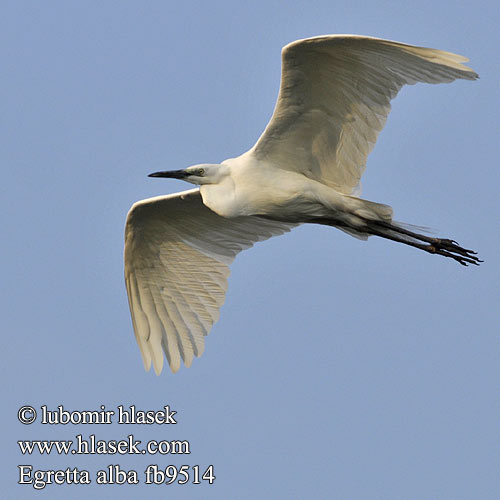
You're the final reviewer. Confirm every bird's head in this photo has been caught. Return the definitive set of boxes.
[148,163,226,186]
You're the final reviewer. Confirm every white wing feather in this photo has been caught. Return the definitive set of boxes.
[124,189,295,374]
[252,35,478,194]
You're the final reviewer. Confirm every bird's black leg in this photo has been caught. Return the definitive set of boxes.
[291,215,482,266]
[365,219,482,266]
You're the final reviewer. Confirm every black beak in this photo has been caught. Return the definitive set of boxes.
[148,169,190,179]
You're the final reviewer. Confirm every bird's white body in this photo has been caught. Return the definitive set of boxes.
[124,35,479,375]
[201,155,341,218]
[200,154,386,233]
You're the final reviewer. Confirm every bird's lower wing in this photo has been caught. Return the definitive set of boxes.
[251,35,477,194]
[124,189,296,374]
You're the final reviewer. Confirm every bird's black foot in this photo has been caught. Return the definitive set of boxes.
[426,238,482,266]
[359,219,483,267]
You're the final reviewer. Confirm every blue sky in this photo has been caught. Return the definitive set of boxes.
[2,1,499,498]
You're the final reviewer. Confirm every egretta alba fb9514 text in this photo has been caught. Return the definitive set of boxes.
[125,35,480,375]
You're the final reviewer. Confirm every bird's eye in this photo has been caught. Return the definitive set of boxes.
[198,168,205,176]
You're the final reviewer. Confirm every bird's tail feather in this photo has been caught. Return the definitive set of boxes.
[306,198,481,265]
[347,196,394,223]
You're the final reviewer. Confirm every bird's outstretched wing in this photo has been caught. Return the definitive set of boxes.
[124,189,295,374]
[251,35,477,195]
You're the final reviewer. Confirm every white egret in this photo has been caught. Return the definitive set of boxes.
[125,35,480,375]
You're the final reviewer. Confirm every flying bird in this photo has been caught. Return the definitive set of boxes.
[124,35,480,375]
